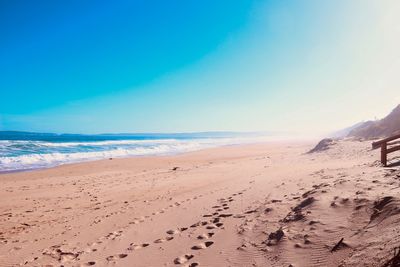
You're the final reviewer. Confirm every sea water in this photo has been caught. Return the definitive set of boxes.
[0,132,266,172]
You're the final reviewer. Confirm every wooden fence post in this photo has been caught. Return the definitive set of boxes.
[372,133,400,166]
[381,142,387,166]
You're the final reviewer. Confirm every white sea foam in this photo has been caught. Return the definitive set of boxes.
[0,136,268,172]
[0,139,178,148]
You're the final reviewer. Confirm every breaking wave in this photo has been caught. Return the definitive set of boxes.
[0,136,266,172]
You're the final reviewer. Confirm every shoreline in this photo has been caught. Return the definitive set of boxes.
[0,141,256,175]
[0,140,308,176]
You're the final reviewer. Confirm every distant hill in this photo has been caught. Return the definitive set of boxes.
[329,121,368,138]
[348,104,400,139]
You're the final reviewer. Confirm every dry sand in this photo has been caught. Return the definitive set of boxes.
[1,140,400,267]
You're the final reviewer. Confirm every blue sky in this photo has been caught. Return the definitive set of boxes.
[1,0,400,134]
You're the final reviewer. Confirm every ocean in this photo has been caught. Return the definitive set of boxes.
[0,131,267,172]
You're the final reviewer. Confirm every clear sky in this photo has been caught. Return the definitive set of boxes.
[1,0,400,134]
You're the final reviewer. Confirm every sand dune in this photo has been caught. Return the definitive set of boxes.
[0,140,399,266]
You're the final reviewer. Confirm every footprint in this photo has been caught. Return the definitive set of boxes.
[128,243,149,251]
[154,237,174,243]
[81,261,96,266]
[191,241,214,250]
[197,232,215,240]
[59,252,79,263]
[167,229,180,235]
[174,254,194,264]
[190,222,200,228]
[218,214,233,218]
[106,254,127,261]
[212,218,220,224]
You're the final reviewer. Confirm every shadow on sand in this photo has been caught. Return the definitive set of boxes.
[387,157,400,167]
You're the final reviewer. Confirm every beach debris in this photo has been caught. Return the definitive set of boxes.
[370,196,395,221]
[282,211,304,222]
[330,238,349,252]
[266,227,284,245]
[293,197,315,212]
[302,189,317,198]
[172,167,179,171]
[382,246,400,267]
[281,197,314,223]
[244,209,258,214]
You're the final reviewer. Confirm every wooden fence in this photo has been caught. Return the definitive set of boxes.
[372,133,400,166]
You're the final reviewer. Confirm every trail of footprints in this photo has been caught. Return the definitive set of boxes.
[31,193,208,266]
[24,195,190,266]
[171,189,249,266]
[32,187,251,266]
[103,188,249,266]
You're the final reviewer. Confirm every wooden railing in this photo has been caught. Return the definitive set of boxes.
[372,133,400,166]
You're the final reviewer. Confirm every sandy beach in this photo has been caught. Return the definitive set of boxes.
[3,1,400,266]
[1,140,399,267]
